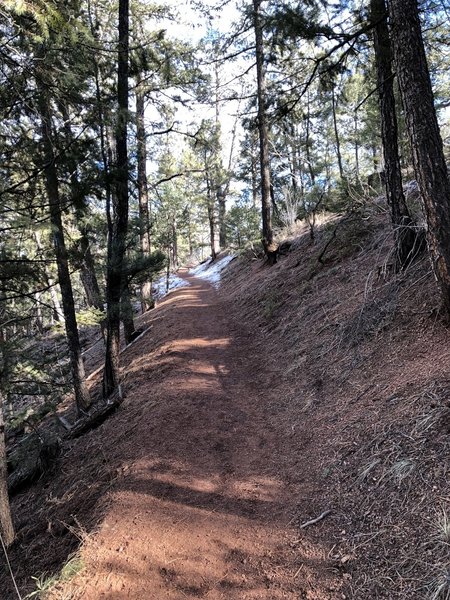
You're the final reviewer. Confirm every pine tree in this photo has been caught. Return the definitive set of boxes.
[371,0,417,269]
[388,0,450,310]
[103,0,130,398]
[253,0,278,264]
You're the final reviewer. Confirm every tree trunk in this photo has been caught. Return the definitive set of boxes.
[34,291,44,333]
[218,187,227,249]
[121,283,136,345]
[305,92,316,187]
[135,74,153,312]
[187,210,193,257]
[388,0,450,311]
[59,103,105,315]
[172,219,178,267]
[354,111,360,181]
[33,229,63,323]
[37,89,91,412]
[371,0,417,269]
[103,0,129,398]
[79,237,103,313]
[206,172,217,261]
[331,88,344,180]
[253,0,277,264]
[251,147,258,209]
[0,390,14,547]
[214,63,227,250]
[87,1,113,232]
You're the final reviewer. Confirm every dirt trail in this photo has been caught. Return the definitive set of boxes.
[48,272,341,599]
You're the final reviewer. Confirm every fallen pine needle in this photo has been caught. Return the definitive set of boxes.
[293,564,304,579]
[300,510,332,529]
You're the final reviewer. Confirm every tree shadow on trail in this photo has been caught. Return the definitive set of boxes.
[0,277,334,599]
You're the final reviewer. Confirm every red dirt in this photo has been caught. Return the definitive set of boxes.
[2,271,344,599]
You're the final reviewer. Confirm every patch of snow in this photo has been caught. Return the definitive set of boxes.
[190,257,213,276]
[190,254,236,288]
[153,274,190,300]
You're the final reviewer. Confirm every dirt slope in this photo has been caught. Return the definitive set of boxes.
[48,272,342,599]
[2,207,450,599]
[220,210,450,599]
[1,271,344,599]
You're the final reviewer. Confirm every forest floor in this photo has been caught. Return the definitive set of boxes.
[2,204,450,599]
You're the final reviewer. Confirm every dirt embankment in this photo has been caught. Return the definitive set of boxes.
[1,207,450,599]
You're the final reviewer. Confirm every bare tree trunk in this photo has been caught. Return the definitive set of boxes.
[135,73,153,312]
[0,390,14,547]
[78,238,104,313]
[371,0,417,269]
[305,92,316,187]
[103,0,129,398]
[217,188,226,250]
[331,88,344,180]
[121,282,136,344]
[172,219,178,268]
[213,61,227,251]
[251,148,258,209]
[35,291,44,333]
[354,111,360,181]
[87,0,113,225]
[389,0,450,311]
[186,209,193,257]
[206,171,217,261]
[253,0,277,264]
[37,87,91,412]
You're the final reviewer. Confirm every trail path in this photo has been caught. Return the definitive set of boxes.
[55,272,338,599]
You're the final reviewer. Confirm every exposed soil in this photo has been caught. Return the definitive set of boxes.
[3,206,450,600]
[1,269,344,599]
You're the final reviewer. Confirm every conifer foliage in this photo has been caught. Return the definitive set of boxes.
[0,0,448,555]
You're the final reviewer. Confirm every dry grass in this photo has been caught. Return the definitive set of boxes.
[330,381,450,598]
[222,202,450,599]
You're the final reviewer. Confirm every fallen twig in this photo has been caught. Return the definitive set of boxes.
[300,509,332,529]
[67,390,124,439]
[293,564,304,579]
[57,416,72,431]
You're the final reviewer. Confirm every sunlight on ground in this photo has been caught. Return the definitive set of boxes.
[126,337,231,379]
[171,337,231,350]
[126,458,284,505]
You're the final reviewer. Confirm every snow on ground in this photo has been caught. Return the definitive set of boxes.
[190,254,236,288]
[153,274,190,300]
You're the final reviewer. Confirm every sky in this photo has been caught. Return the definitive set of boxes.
[144,0,250,194]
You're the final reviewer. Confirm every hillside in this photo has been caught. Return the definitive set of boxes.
[1,204,450,599]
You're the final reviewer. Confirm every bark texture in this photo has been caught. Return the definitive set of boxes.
[121,282,136,345]
[389,0,450,309]
[135,75,153,312]
[253,0,277,264]
[205,169,217,261]
[218,187,227,250]
[371,0,417,269]
[103,0,130,398]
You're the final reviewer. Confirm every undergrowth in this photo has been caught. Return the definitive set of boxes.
[25,554,84,599]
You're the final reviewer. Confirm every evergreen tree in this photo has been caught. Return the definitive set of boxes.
[370,0,417,269]
[103,0,130,399]
[388,0,450,311]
